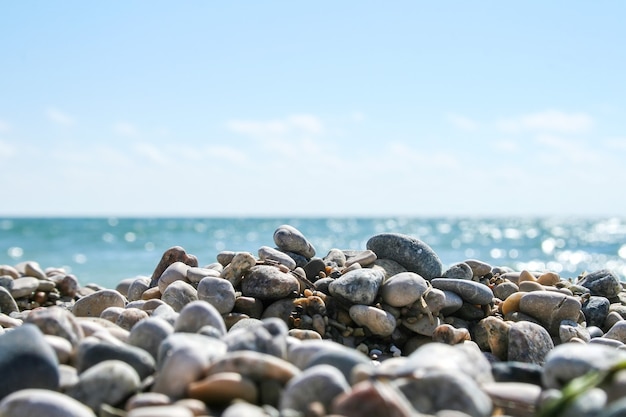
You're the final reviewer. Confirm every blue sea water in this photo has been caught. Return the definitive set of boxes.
[1,217,625,289]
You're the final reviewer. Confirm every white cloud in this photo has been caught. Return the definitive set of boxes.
[113,122,139,137]
[0,140,16,159]
[133,142,169,165]
[534,134,600,163]
[226,114,323,137]
[496,110,593,134]
[46,108,75,126]
[0,120,10,133]
[447,113,479,131]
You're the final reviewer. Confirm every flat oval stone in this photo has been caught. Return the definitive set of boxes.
[186,266,220,284]
[273,225,316,259]
[328,268,385,305]
[508,321,554,365]
[366,233,442,280]
[127,277,151,302]
[258,246,297,270]
[349,305,396,337]
[174,300,226,335]
[66,359,141,411]
[519,291,582,334]
[380,272,428,307]
[10,277,40,298]
[205,350,300,384]
[197,276,236,314]
[128,317,174,360]
[345,250,377,268]
[187,371,258,405]
[305,346,370,384]
[75,337,156,380]
[72,289,126,317]
[0,324,60,398]
[0,389,96,417]
[242,265,299,301]
[157,262,190,294]
[464,259,492,277]
[431,278,494,305]
[279,364,350,413]
[161,280,198,312]
[24,305,84,345]
[0,286,18,314]
[578,269,622,298]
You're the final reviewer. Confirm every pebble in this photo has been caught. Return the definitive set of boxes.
[127,405,193,417]
[273,225,316,259]
[258,245,297,270]
[578,269,623,298]
[328,268,385,305]
[173,299,226,335]
[507,320,554,365]
[279,364,350,414]
[72,289,127,317]
[366,232,443,280]
[187,371,258,404]
[0,324,60,398]
[9,276,40,299]
[127,277,151,302]
[0,286,19,314]
[332,379,415,417]
[0,389,96,417]
[157,262,191,294]
[24,305,84,345]
[443,262,474,280]
[74,337,156,380]
[241,265,300,301]
[431,278,494,305]
[344,249,377,267]
[349,304,397,337]
[148,246,198,288]
[127,317,174,359]
[464,259,492,278]
[519,290,583,335]
[160,280,198,312]
[604,320,626,343]
[380,271,429,307]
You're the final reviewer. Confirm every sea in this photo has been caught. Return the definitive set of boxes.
[1,217,626,289]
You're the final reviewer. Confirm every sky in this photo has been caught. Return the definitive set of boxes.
[1,1,625,217]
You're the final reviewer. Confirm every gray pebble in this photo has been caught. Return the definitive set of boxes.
[578,269,622,299]
[328,268,384,305]
[508,321,554,365]
[279,364,350,413]
[242,265,299,301]
[431,278,493,305]
[174,300,226,335]
[366,233,442,280]
[161,280,198,312]
[0,389,96,417]
[197,276,236,314]
[258,246,297,270]
[443,262,473,280]
[72,289,126,318]
[10,277,40,299]
[273,225,316,259]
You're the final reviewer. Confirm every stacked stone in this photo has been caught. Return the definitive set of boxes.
[0,224,626,416]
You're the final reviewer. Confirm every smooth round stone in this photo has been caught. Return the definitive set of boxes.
[0,324,60,398]
[44,334,73,364]
[21,261,46,280]
[24,305,84,345]
[493,281,519,301]
[220,252,257,287]
[324,249,346,267]
[234,296,264,319]
[224,317,288,358]
[0,389,96,417]
[221,402,269,417]
[161,280,198,312]
[345,250,377,268]
[174,300,226,335]
[578,269,622,298]
[9,277,40,299]
[258,246,297,270]
[604,320,626,343]
[440,290,464,315]
[401,314,441,337]
[288,339,354,370]
[241,265,299,301]
[187,371,258,405]
[205,350,300,384]
[328,268,385,306]
[72,289,126,317]
[431,278,494,305]
[128,317,174,360]
[66,360,141,411]
[302,258,326,281]
[55,274,80,298]
[464,259,492,277]
[518,291,582,334]
[115,308,149,331]
[216,251,237,267]
[331,379,415,417]
[157,261,191,294]
[543,343,626,389]
[127,277,151,302]
[422,287,447,315]
[75,337,156,380]
[273,225,316,259]
[152,345,212,399]
[115,278,134,298]
[443,262,473,280]
[288,329,322,340]
[157,333,227,371]
[305,346,370,384]
[349,305,397,337]
[196,276,236,314]
[125,392,171,410]
[186,266,220,284]
[482,382,541,416]
[380,272,428,307]
[396,369,493,417]
[127,405,193,417]
[508,321,554,365]
[0,265,19,279]
[279,364,350,413]
[366,233,443,280]
[100,306,124,324]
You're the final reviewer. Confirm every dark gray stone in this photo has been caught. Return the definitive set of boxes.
[366,233,442,280]
[305,346,370,383]
[0,324,59,399]
[490,361,543,385]
[273,225,316,259]
[431,278,494,305]
[75,339,155,380]
[0,286,18,315]
[443,262,473,280]
[578,269,622,299]
[508,321,554,365]
[303,258,326,282]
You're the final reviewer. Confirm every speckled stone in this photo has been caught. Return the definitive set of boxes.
[518,291,582,335]
[224,317,288,358]
[220,252,257,287]
[161,280,198,312]
[279,364,350,414]
[273,225,316,259]
[380,272,429,308]
[24,305,84,345]
[0,389,96,417]
[258,246,297,270]
[174,300,226,335]
[149,246,198,288]
[431,278,494,305]
[0,324,60,399]
[328,268,384,305]
[196,276,236,314]
[366,233,443,280]
[507,321,554,365]
[578,269,623,299]
[66,360,141,411]
[443,262,473,280]
[349,305,396,337]
[242,265,299,301]
[128,316,174,360]
[72,289,126,317]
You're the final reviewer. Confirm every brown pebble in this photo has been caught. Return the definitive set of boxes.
[187,372,258,404]
[141,286,162,300]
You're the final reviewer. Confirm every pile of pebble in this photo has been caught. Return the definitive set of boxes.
[1,224,626,417]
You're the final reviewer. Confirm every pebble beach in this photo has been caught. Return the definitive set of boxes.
[1,224,626,417]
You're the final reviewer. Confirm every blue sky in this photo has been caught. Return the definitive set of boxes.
[1,1,625,217]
